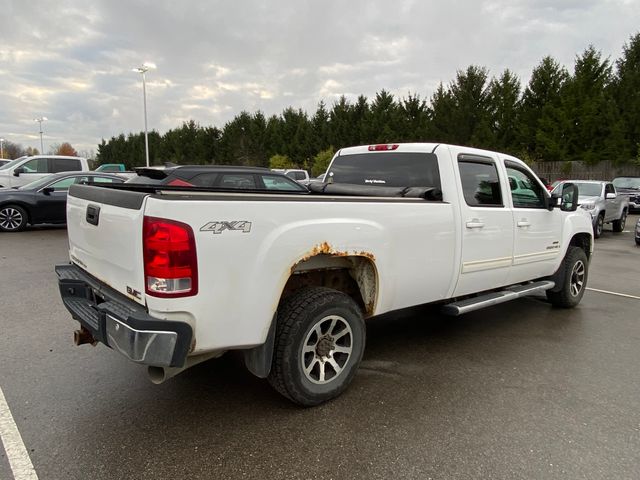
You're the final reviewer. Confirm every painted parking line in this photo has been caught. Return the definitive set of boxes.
[0,386,38,480]
[586,288,640,300]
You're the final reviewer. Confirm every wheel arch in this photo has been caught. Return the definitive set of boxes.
[282,251,379,318]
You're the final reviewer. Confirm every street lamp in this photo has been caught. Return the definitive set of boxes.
[34,117,47,153]
[0,138,5,158]
[132,62,156,167]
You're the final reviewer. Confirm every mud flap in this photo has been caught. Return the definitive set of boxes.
[243,316,276,378]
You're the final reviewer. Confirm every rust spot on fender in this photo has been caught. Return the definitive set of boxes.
[291,242,376,274]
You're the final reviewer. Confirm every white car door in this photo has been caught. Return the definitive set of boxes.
[502,159,562,284]
[12,157,50,187]
[452,150,514,297]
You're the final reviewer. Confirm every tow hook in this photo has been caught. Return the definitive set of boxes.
[74,326,97,346]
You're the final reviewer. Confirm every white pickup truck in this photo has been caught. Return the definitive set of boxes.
[56,143,593,406]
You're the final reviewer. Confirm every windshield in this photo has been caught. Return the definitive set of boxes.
[612,177,640,189]
[573,183,603,197]
[17,174,57,190]
[0,156,28,171]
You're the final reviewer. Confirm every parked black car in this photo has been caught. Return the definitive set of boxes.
[0,172,124,232]
[125,165,308,192]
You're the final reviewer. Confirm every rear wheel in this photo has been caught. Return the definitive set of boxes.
[268,287,365,406]
[0,205,28,232]
[612,209,627,233]
[546,246,589,308]
[593,213,604,238]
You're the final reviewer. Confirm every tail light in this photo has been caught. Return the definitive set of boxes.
[368,144,399,151]
[143,216,198,298]
[167,178,193,187]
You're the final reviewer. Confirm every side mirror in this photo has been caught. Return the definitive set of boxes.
[558,183,579,212]
[41,187,54,195]
[13,167,25,176]
[605,192,616,199]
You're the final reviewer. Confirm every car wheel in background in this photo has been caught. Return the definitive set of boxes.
[0,205,28,232]
[612,209,627,233]
[593,213,604,238]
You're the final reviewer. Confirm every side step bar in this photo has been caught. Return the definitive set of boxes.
[441,280,555,316]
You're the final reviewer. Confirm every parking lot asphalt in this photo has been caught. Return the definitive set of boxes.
[1,217,639,480]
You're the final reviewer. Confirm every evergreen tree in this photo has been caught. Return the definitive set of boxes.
[519,56,569,161]
[613,32,640,162]
[487,70,521,152]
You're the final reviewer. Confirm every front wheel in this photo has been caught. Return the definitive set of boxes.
[546,246,589,308]
[268,287,366,406]
[593,213,604,238]
[0,205,28,232]
[612,209,627,233]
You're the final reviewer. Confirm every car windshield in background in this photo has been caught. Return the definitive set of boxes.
[573,183,603,197]
[17,175,58,190]
[612,177,640,189]
[0,156,28,170]
[327,152,441,188]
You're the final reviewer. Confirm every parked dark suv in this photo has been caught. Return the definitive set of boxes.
[126,165,308,192]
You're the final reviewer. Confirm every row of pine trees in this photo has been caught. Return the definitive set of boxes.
[96,34,640,176]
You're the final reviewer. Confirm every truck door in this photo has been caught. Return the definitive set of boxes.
[453,151,514,297]
[604,183,619,222]
[502,159,562,284]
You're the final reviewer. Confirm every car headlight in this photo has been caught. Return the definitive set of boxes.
[580,202,596,211]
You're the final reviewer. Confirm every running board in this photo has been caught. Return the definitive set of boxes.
[441,280,555,316]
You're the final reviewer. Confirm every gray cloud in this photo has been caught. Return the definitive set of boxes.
[0,0,638,154]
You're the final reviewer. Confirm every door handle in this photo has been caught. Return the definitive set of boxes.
[517,221,531,228]
[466,220,485,229]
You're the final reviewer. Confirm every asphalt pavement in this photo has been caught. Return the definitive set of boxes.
[0,217,639,480]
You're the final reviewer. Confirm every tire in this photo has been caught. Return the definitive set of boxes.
[546,246,589,308]
[0,205,28,232]
[593,213,604,238]
[612,209,627,233]
[268,287,365,406]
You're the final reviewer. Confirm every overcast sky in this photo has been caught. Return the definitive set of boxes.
[1,0,639,156]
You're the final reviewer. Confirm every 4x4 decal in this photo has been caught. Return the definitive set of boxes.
[200,221,252,235]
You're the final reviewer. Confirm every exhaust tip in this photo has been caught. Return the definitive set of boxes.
[148,366,168,384]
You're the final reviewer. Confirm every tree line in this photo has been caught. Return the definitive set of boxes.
[93,33,639,174]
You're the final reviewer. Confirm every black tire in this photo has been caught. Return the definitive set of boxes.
[268,287,365,406]
[593,213,604,238]
[612,209,627,233]
[0,205,28,232]
[546,246,589,308]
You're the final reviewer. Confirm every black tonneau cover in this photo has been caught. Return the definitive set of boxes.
[308,182,442,200]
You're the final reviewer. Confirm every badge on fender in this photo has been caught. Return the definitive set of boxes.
[200,221,252,235]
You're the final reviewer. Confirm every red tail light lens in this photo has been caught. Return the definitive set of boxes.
[143,216,198,298]
[167,178,194,187]
[368,144,399,151]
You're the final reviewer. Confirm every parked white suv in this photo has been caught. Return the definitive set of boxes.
[0,155,90,188]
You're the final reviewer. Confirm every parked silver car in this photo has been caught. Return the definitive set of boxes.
[553,180,629,238]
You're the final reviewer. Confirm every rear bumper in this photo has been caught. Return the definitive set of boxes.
[55,264,192,367]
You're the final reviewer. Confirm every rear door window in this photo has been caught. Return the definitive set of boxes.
[326,152,441,188]
[216,174,257,189]
[50,158,81,173]
[458,157,503,207]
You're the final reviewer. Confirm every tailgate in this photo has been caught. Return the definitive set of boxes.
[66,184,149,305]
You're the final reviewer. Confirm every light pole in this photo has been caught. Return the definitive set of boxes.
[0,138,5,158]
[34,117,47,153]
[132,62,156,167]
